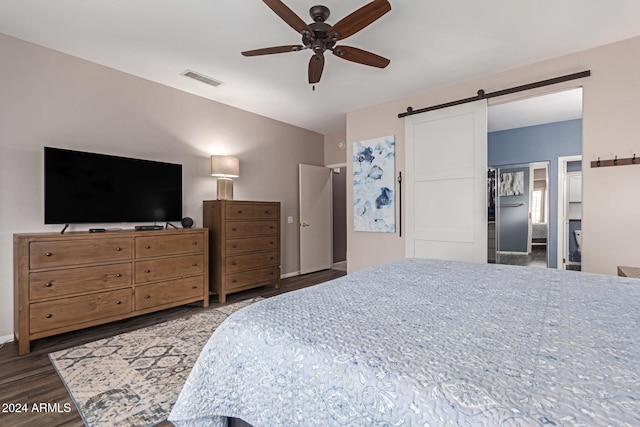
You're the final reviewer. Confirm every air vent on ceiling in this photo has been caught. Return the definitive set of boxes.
[181,70,223,87]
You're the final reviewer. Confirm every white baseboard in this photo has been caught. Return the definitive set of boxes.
[280,271,300,279]
[0,334,14,344]
[497,251,529,255]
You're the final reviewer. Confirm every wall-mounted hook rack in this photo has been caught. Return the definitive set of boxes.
[591,154,639,168]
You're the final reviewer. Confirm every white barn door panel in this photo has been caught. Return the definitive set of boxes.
[405,100,487,263]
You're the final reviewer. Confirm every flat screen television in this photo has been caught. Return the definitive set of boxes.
[44,147,182,225]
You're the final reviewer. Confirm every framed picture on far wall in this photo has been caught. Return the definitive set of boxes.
[499,171,524,196]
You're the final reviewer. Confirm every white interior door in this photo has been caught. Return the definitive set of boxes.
[299,164,332,274]
[405,100,488,263]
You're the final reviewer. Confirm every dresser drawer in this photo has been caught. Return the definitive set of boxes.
[226,251,279,273]
[135,233,204,259]
[135,276,204,310]
[30,289,132,334]
[225,221,278,238]
[135,254,204,283]
[30,238,131,269]
[226,266,280,291]
[29,263,132,300]
[225,203,279,220]
[226,236,279,255]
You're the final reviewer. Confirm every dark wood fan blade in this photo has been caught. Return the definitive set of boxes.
[263,0,313,35]
[328,0,391,41]
[333,46,390,68]
[242,45,304,56]
[308,54,325,84]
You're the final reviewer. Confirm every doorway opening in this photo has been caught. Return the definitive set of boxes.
[489,162,549,267]
[331,165,347,272]
[487,88,583,269]
[558,155,583,270]
[298,163,347,275]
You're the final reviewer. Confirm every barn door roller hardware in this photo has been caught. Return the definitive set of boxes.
[398,70,591,118]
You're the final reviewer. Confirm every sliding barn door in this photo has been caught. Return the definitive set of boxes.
[405,100,488,263]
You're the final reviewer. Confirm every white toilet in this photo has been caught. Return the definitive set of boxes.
[574,230,582,253]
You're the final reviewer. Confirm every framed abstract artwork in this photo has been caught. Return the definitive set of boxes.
[353,135,396,232]
[499,171,525,196]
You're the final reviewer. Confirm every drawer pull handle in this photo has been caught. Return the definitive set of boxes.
[269,272,274,276]
[45,252,52,257]
[232,279,237,283]
[115,247,122,251]
[232,244,237,248]
[270,241,274,244]
[237,210,243,214]
[116,300,122,305]
[231,228,237,231]
[270,257,274,260]
[45,282,53,287]
[46,314,52,319]
[145,295,151,299]
[192,263,198,267]
[265,210,269,214]
[146,245,151,249]
[231,261,237,265]
[193,241,198,245]
[145,269,151,273]
[116,273,122,278]
[192,285,198,289]
[269,226,274,229]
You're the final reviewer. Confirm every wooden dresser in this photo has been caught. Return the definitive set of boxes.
[14,228,208,355]
[203,200,280,303]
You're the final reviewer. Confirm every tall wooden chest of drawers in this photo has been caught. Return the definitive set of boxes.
[14,228,208,355]
[203,200,281,303]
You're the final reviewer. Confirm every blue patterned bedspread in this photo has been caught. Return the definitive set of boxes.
[169,258,640,426]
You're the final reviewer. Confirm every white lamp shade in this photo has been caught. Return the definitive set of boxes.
[210,155,239,177]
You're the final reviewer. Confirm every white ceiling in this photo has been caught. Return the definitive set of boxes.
[488,88,583,133]
[1,1,639,134]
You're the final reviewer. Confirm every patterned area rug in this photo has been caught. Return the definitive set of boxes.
[49,298,262,427]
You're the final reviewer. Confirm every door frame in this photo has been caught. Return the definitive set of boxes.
[557,155,582,269]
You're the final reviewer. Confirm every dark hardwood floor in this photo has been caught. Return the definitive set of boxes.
[0,269,345,427]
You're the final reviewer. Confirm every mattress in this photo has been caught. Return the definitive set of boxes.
[169,258,640,426]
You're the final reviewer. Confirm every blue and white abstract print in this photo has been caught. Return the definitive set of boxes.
[353,135,395,232]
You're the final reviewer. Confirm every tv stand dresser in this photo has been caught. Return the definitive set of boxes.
[13,228,208,355]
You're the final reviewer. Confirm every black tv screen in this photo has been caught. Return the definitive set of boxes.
[44,147,182,224]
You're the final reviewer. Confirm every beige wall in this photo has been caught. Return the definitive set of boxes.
[0,34,324,339]
[347,35,640,275]
[324,130,347,166]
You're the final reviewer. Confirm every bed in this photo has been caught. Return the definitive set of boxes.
[169,258,640,426]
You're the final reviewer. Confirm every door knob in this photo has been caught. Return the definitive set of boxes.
[300,222,310,227]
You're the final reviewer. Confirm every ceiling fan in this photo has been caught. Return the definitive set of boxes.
[242,0,392,85]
